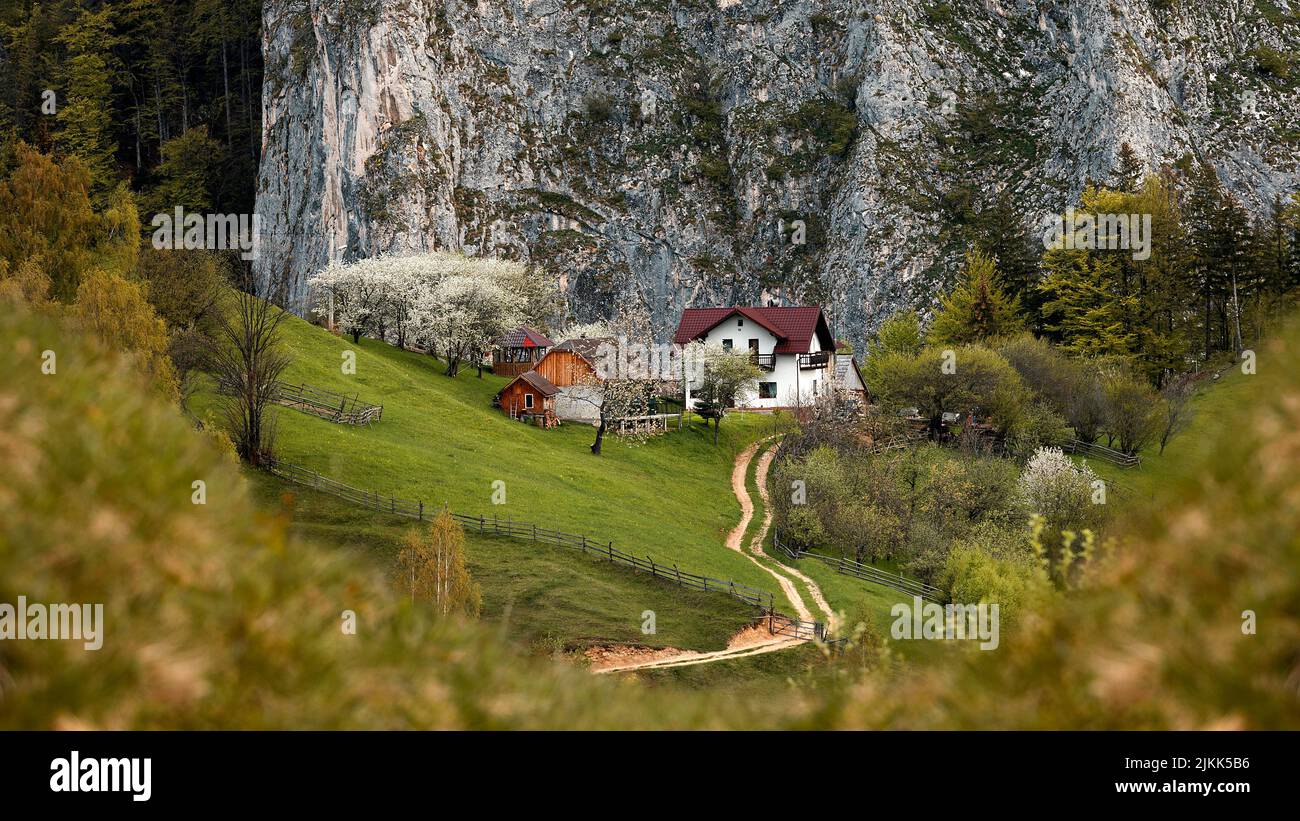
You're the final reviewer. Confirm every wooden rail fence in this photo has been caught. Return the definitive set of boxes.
[272,382,384,426]
[263,458,785,615]
[773,530,945,603]
[1061,438,1141,468]
[220,379,384,426]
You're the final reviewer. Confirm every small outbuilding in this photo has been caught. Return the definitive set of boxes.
[496,371,560,427]
[491,326,555,378]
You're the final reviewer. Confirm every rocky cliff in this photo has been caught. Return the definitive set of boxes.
[255,0,1300,344]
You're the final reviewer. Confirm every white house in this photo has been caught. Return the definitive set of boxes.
[673,306,868,410]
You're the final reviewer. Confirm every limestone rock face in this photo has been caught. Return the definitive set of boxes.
[256,0,1300,343]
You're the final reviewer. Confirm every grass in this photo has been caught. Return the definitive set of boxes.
[191,311,794,592]
[194,308,802,652]
[1083,367,1258,513]
[244,468,759,653]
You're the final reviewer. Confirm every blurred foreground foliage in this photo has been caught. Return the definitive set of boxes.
[1,305,1297,728]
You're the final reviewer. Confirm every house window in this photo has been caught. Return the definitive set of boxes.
[748,339,759,352]
[524,393,534,409]
[759,382,777,399]
[722,339,733,350]
[737,318,744,328]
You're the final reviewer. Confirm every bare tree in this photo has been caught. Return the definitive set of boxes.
[1158,373,1196,454]
[209,290,290,465]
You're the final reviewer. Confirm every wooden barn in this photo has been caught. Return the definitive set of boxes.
[491,326,555,378]
[532,337,615,422]
[495,371,559,427]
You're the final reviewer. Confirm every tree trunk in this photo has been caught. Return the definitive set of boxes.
[712,416,720,445]
[591,418,607,455]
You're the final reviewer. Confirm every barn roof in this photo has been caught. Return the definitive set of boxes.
[497,370,559,397]
[493,326,554,348]
[672,306,835,354]
[552,336,617,364]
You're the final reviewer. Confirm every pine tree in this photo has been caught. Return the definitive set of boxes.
[1111,142,1144,193]
[928,248,1025,344]
[1038,249,1139,358]
[970,189,1043,324]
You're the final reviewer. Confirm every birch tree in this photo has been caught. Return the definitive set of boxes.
[396,512,481,619]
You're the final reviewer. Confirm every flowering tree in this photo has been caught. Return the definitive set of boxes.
[309,252,557,374]
[308,263,374,343]
[411,273,521,376]
[1016,446,1099,530]
[686,341,762,445]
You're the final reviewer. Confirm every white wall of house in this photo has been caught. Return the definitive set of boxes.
[683,316,832,409]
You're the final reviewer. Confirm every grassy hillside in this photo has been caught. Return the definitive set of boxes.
[244,470,756,653]
[1084,366,1258,513]
[191,307,803,650]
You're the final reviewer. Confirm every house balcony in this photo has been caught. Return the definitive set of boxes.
[750,351,776,370]
[797,351,831,369]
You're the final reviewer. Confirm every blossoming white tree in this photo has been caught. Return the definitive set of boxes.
[1016,446,1100,530]
[308,252,557,374]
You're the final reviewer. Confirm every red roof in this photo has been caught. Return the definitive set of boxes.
[672,307,834,354]
[493,326,554,349]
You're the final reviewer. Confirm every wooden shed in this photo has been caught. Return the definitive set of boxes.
[495,371,560,427]
[532,337,615,387]
[491,326,555,378]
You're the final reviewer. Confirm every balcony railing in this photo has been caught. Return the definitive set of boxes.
[750,351,776,370]
[798,351,831,369]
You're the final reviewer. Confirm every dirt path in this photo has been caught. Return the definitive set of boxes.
[589,619,800,673]
[726,440,815,622]
[593,636,801,673]
[750,445,837,632]
[582,437,821,676]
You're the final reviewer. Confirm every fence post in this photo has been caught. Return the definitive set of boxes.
[675,565,682,586]
[479,515,485,534]
[533,523,537,541]
[607,542,613,562]
[418,501,423,521]
[648,557,656,577]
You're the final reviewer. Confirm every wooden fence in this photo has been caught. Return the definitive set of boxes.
[263,458,779,613]
[1061,438,1141,468]
[773,530,945,603]
[218,379,384,426]
[272,382,384,426]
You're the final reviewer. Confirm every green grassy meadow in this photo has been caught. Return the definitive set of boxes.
[193,309,804,653]
[1083,366,1258,514]
[243,470,756,652]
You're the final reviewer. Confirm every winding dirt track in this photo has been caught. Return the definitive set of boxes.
[726,440,815,622]
[587,436,835,675]
[749,445,837,632]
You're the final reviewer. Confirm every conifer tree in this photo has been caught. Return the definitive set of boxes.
[1038,249,1138,358]
[928,248,1025,345]
[1111,142,1144,193]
